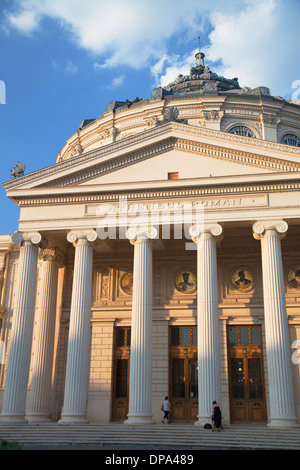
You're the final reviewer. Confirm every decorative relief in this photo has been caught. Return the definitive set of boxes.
[120,272,133,295]
[93,267,110,302]
[231,268,254,291]
[153,266,162,303]
[59,143,83,162]
[287,267,300,289]
[175,269,196,294]
[201,110,224,121]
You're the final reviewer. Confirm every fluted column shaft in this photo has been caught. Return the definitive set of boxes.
[26,248,62,422]
[190,224,222,425]
[0,232,42,422]
[125,227,157,424]
[59,231,96,424]
[253,221,298,427]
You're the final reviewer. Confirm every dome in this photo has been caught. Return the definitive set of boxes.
[55,50,300,164]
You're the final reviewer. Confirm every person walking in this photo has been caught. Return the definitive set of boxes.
[211,401,222,432]
[161,396,171,423]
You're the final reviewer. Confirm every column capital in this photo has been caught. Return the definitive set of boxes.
[67,230,97,247]
[11,231,44,247]
[126,226,158,245]
[189,223,223,243]
[39,247,65,266]
[253,220,288,240]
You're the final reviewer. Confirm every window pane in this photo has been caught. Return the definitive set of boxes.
[192,327,197,345]
[126,329,131,347]
[229,126,254,138]
[231,358,245,398]
[251,327,261,345]
[281,134,300,147]
[172,359,185,397]
[248,358,263,399]
[171,328,180,346]
[116,328,125,347]
[115,359,128,397]
[228,327,238,345]
[188,359,198,398]
[181,328,190,345]
[240,327,249,345]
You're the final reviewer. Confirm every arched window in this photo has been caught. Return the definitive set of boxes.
[280,133,300,147]
[228,126,255,138]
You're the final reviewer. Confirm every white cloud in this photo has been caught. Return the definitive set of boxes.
[103,74,125,89]
[65,60,78,73]
[3,0,300,97]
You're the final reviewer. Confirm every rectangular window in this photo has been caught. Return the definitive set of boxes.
[168,172,179,180]
[227,326,261,346]
[116,327,131,347]
[171,327,197,346]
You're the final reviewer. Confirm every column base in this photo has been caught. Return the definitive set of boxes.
[267,417,299,428]
[0,414,27,424]
[194,416,211,426]
[124,414,155,425]
[58,414,88,425]
[25,414,52,423]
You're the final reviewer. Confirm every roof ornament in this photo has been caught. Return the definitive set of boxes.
[195,36,205,69]
[10,161,25,178]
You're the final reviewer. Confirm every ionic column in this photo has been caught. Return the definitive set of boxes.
[59,230,97,424]
[190,224,222,425]
[0,231,42,423]
[125,227,157,425]
[253,220,298,427]
[26,247,64,423]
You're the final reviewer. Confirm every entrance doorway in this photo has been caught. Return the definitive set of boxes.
[227,325,267,423]
[169,327,198,421]
[112,327,131,420]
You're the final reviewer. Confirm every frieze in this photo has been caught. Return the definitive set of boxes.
[85,194,269,217]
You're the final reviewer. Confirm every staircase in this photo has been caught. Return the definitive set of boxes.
[0,422,300,450]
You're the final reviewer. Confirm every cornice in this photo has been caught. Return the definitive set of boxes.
[13,178,300,207]
[3,121,300,192]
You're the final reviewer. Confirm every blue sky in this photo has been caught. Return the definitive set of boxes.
[0,0,299,235]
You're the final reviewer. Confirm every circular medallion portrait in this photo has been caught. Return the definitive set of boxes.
[175,270,196,293]
[231,268,253,291]
[121,272,133,294]
[288,267,300,289]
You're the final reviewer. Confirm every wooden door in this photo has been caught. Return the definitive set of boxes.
[169,327,198,421]
[228,325,266,423]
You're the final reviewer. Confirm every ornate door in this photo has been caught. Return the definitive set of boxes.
[228,326,267,423]
[169,327,198,421]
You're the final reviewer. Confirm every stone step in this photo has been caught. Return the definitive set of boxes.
[0,423,300,449]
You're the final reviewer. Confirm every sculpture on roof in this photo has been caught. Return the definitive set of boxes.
[10,161,25,178]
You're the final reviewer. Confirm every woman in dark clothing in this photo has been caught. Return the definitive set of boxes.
[212,401,222,432]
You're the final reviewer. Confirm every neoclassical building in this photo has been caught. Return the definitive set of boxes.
[0,50,300,427]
